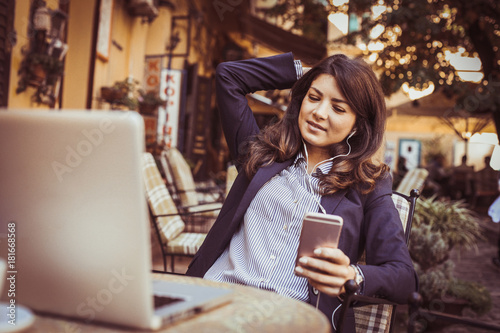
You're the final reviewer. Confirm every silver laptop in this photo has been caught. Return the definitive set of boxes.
[0,109,231,330]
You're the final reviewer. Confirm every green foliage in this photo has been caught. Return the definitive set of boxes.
[261,0,329,44]
[409,223,449,271]
[414,260,455,301]
[410,195,491,315]
[16,52,65,105]
[138,89,165,107]
[413,196,483,251]
[341,0,500,116]
[271,0,499,122]
[101,79,140,110]
[448,279,493,316]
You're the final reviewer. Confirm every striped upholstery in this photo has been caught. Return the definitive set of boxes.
[143,152,208,271]
[162,148,224,208]
[396,168,428,196]
[163,148,199,207]
[186,202,222,217]
[166,232,206,254]
[353,192,411,333]
[143,153,184,243]
[226,164,238,197]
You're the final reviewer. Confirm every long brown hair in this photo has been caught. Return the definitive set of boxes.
[241,54,389,194]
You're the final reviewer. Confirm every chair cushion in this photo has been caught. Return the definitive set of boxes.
[142,153,185,243]
[391,193,410,230]
[226,164,238,197]
[165,148,199,207]
[396,168,428,196]
[186,202,222,217]
[354,304,393,333]
[166,232,206,255]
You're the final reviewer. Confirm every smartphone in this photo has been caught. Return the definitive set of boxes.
[295,212,343,266]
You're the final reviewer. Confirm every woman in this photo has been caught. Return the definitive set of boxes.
[186,53,417,331]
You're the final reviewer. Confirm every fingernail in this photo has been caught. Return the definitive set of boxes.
[299,257,308,264]
[314,248,322,255]
[295,266,303,273]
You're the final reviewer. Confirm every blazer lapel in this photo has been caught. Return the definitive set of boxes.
[320,188,347,214]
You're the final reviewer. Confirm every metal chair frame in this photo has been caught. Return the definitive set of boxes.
[337,189,420,333]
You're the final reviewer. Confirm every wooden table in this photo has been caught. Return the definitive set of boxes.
[23,273,332,333]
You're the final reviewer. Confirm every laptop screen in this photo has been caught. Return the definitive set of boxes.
[0,110,156,328]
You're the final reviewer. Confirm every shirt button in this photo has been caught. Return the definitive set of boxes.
[312,287,319,295]
[293,199,298,204]
[283,224,287,230]
[270,254,276,260]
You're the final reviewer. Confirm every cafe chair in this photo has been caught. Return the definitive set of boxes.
[336,189,420,333]
[407,292,500,332]
[396,168,428,196]
[160,147,225,206]
[159,148,222,232]
[142,152,210,273]
[225,163,238,197]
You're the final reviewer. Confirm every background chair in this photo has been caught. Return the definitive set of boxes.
[161,147,225,206]
[160,148,222,232]
[336,189,420,333]
[225,163,238,198]
[142,152,208,272]
[396,168,428,196]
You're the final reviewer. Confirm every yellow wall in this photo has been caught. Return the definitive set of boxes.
[63,0,97,109]
[10,1,94,110]
[91,0,170,109]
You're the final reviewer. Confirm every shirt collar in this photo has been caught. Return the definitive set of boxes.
[294,150,333,178]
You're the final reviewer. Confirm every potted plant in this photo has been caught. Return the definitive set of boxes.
[16,52,64,93]
[100,78,139,110]
[409,196,492,329]
[137,89,165,116]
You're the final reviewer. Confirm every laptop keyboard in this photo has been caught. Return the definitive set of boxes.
[153,295,184,309]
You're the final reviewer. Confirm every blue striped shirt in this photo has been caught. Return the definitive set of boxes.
[204,152,333,302]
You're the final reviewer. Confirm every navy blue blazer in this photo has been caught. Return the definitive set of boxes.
[186,53,417,331]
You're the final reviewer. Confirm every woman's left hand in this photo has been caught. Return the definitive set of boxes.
[294,247,356,297]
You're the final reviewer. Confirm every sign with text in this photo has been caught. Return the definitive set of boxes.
[158,69,182,147]
[143,57,161,93]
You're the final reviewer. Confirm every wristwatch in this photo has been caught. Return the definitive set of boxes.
[350,264,364,293]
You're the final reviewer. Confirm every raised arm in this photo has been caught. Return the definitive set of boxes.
[215,53,298,164]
